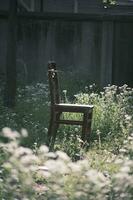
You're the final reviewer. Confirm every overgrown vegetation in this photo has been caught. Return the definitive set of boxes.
[0,128,133,199]
[0,83,133,199]
[103,0,116,6]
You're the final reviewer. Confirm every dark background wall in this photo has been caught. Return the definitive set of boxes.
[16,19,102,84]
[0,0,133,88]
[113,22,133,86]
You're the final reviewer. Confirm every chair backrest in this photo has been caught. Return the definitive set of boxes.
[48,61,60,106]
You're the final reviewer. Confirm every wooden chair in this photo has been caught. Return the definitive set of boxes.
[47,61,94,148]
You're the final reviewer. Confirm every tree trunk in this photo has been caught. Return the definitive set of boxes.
[4,0,17,108]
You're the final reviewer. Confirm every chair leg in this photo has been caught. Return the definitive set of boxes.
[47,112,54,146]
[82,112,92,143]
[48,112,61,150]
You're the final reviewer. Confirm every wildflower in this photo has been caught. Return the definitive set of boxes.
[63,90,67,94]
[68,162,81,172]
[115,159,123,164]
[21,128,28,137]
[74,127,79,132]
[3,162,12,170]
[20,155,39,166]
[89,85,93,90]
[33,183,48,193]
[120,166,130,173]
[56,151,70,162]
[128,136,133,141]
[45,160,68,174]
[39,145,49,154]
[2,128,20,140]
[119,148,127,153]
[125,114,132,121]
[44,128,48,133]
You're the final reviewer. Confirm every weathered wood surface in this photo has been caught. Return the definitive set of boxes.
[48,61,94,148]
[0,0,133,89]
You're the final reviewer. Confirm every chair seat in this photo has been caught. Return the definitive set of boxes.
[54,103,94,113]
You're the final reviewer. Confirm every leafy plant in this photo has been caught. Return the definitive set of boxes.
[75,85,133,149]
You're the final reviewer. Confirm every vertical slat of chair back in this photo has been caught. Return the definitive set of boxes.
[48,61,60,106]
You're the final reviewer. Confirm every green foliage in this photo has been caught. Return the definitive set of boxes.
[75,85,133,149]
[0,83,49,147]
[103,0,116,5]
[0,83,133,156]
